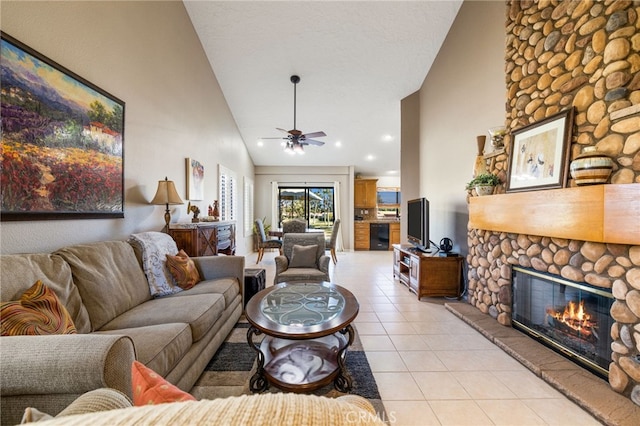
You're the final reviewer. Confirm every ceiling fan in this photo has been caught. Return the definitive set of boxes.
[262,75,326,154]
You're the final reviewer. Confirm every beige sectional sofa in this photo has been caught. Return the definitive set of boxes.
[0,237,244,425]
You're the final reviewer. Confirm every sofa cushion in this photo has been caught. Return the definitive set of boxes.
[95,323,192,378]
[131,361,196,406]
[1,281,77,336]
[0,253,91,333]
[98,294,224,342]
[56,241,152,331]
[128,232,182,297]
[276,268,329,282]
[165,250,201,290]
[166,277,239,309]
[288,244,319,268]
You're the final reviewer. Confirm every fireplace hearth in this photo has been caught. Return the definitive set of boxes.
[512,267,614,379]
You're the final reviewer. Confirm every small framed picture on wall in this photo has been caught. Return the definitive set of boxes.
[186,157,204,200]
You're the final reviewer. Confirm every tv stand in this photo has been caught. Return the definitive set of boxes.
[392,244,463,299]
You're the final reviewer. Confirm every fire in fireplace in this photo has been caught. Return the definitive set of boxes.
[512,267,614,378]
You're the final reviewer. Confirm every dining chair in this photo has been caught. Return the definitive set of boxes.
[282,219,307,234]
[255,219,282,263]
[325,219,341,264]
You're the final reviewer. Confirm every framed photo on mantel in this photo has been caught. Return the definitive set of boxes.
[506,108,574,193]
[0,31,125,221]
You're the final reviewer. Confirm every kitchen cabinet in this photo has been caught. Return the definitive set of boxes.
[389,222,400,247]
[354,179,377,208]
[354,222,370,250]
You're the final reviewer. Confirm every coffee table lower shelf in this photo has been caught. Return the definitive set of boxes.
[247,325,354,393]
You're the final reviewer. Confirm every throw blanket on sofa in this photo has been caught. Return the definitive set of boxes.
[128,232,181,297]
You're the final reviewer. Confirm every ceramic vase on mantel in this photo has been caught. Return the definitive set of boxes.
[472,135,487,178]
[569,146,614,186]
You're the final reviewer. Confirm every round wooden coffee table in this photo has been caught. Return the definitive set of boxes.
[245,281,359,393]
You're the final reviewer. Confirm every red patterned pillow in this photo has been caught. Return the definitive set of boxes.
[166,250,202,290]
[131,360,196,405]
[0,280,77,336]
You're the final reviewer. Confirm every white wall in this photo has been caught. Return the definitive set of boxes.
[415,0,505,254]
[1,1,255,254]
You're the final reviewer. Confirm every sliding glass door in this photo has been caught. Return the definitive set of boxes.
[278,187,334,234]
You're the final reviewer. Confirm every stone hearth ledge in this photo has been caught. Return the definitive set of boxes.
[445,302,640,426]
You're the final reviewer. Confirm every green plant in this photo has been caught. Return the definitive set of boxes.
[465,173,501,191]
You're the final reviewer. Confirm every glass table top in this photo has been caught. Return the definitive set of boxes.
[260,283,345,327]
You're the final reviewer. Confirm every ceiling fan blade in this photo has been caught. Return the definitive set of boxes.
[260,137,287,140]
[276,128,291,134]
[303,139,325,146]
[301,131,326,139]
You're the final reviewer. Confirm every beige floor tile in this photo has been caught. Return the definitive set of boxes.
[366,351,408,372]
[476,400,546,425]
[422,333,496,351]
[399,351,447,372]
[389,334,431,351]
[355,322,387,335]
[492,371,563,399]
[383,401,440,425]
[371,303,400,313]
[359,334,396,351]
[435,349,524,371]
[382,322,418,335]
[376,311,408,323]
[452,371,518,399]
[412,372,471,400]
[373,372,425,401]
[429,400,494,426]
[522,398,602,425]
[355,311,380,322]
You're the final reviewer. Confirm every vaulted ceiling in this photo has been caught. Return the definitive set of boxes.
[185,1,462,177]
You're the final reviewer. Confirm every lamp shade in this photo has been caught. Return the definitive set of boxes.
[150,177,183,205]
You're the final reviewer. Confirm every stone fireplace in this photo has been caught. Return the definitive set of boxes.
[465,0,640,410]
[466,184,640,409]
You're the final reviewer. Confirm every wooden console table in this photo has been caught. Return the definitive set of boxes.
[392,244,463,299]
[168,221,236,257]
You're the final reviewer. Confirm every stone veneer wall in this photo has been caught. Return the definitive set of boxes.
[466,1,640,405]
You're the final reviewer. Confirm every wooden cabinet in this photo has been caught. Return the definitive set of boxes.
[389,222,400,247]
[354,222,370,250]
[168,221,236,257]
[354,179,378,208]
[392,244,463,299]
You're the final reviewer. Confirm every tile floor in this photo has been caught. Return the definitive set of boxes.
[249,249,602,425]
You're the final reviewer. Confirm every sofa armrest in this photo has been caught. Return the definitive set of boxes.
[1,334,135,398]
[318,255,330,274]
[193,255,244,285]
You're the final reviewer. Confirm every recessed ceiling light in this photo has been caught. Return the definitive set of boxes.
[382,134,394,142]
[386,170,398,174]
[257,140,264,147]
[335,141,342,147]
[366,154,375,161]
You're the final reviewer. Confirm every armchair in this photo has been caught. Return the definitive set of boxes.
[274,233,330,284]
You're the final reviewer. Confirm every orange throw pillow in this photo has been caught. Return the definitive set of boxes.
[131,361,196,405]
[166,249,202,290]
[0,280,77,336]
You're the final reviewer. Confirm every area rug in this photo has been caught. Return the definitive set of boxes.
[191,320,385,417]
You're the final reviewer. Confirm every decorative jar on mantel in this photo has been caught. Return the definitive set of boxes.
[570,146,613,186]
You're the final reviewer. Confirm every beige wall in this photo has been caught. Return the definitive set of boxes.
[413,0,505,253]
[1,1,255,254]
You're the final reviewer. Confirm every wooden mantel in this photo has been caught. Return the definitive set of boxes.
[468,184,640,245]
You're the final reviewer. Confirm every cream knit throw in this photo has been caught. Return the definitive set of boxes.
[28,393,385,425]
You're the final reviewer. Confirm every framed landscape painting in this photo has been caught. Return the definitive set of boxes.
[506,108,573,193]
[1,32,125,221]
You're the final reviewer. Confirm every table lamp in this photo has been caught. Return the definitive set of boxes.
[150,177,183,232]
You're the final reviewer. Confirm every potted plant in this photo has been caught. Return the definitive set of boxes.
[466,173,500,196]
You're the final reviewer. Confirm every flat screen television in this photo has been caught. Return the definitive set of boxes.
[407,197,430,252]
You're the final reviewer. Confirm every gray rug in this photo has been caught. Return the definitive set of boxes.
[191,321,385,417]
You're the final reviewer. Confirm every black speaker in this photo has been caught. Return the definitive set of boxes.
[439,238,453,253]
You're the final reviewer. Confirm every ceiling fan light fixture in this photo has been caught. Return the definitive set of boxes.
[293,144,304,154]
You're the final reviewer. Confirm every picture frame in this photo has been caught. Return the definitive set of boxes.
[186,158,204,200]
[506,108,574,193]
[1,31,125,221]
